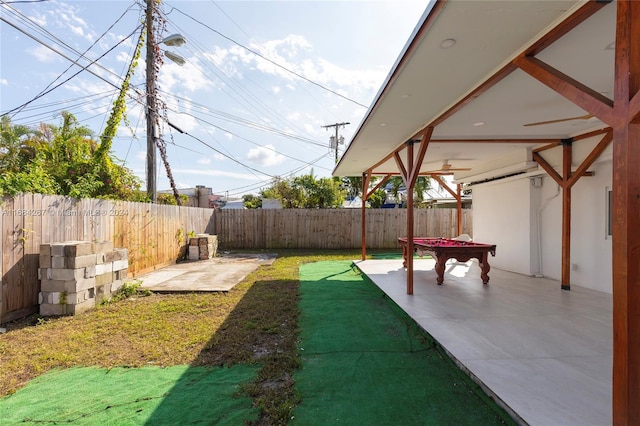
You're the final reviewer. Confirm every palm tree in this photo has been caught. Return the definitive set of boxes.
[387,176,432,205]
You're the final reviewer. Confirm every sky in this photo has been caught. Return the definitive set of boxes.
[1,0,429,198]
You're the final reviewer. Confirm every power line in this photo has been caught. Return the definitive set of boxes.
[0,1,139,118]
[165,3,369,108]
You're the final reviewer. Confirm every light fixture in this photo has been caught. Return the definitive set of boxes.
[400,93,411,99]
[379,123,388,127]
[162,34,187,47]
[164,51,186,66]
[473,121,485,127]
[440,38,456,49]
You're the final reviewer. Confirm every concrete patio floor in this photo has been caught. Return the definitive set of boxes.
[354,258,612,426]
[136,253,276,292]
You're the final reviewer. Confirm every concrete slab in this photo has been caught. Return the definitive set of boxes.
[137,253,277,293]
[355,258,612,426]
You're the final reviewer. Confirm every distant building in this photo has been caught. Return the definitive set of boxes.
[262,198,282,209]
[158,185,215,208]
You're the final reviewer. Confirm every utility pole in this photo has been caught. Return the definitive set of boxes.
[145,0,158,202]
[322,122,350,163]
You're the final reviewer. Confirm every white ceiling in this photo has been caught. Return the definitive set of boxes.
[333,0,615,182]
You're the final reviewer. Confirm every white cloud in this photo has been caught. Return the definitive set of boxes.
[197,157,211,165]
[159,57,215,94]
[246,145,285,167]
[69,25,84,38]
[30,45,58,63]
[1,78,7,86]
[287,113,299,122]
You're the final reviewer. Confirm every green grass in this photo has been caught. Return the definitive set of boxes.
[0,249,366,425]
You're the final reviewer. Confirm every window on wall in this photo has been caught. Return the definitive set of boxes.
[606,187,612,239]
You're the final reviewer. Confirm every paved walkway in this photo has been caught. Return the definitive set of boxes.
[355,258,612,426]
[136,253,276,292]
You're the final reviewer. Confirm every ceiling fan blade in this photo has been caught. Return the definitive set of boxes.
[423,167,471,173]
[523,114,593,127]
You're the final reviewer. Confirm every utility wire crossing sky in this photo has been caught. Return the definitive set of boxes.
[1,0,429,197]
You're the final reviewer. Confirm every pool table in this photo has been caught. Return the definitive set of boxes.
[398,237,497,285]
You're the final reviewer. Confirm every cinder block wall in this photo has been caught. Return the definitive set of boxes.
[39,241,128,316]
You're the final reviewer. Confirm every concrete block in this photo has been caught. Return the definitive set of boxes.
[105,249,127,263]
[188,246,199,261]
[112,259,128,271]
[71,277,95,292]
[50,292,61,304]
[95,262,113,275]
[63,241,93,257]
[67,254,97,269]
[51,256,66,269]
[38,292,44,304]
[39,253,51,269]
[67,290,93,305]
[41,279,66,292]
[95,272,114,286]
[114,269,128,281]
[95,284,111,303]
[84,265,96,278]
[95,253,106,264]
[38,268,52,280]
[39,244,52,257]
[40,303,66,316]
[66,291,81,305]
[50,268,85,281]
[92,241,114,254]
[50,243,66,257]
[67,298,95,315]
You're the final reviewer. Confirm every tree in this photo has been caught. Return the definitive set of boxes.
[387,176,432,206]
[367,188,387,208]
[157,193,189,205]
[242,194,262,209]
[0,115,42,173]
[0,113,144,201]
[260,173,345,208]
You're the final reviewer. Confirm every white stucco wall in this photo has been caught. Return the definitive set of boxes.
[472,176,540,276]
[539,160,613,293]
[472,160,613,294]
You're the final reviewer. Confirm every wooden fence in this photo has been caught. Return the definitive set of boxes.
[1,193,471,323]
[1,194,215,323]
[211,208,472,249]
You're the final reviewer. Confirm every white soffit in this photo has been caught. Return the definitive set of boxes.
[334,0,614,179]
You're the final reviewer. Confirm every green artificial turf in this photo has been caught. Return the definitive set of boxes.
[0,365,259,425]
[292,260,515,426]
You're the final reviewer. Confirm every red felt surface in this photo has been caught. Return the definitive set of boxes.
[399,237,493,248]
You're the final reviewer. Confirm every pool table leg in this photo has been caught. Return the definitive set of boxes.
[402,245,408,267]
[435,258,446,285]
[479,252,490,284]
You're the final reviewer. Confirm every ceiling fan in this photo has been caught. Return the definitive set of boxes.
[425,160,471,174]
[523,113,594,127]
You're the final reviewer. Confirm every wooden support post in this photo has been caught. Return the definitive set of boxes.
[612,1,640,423]
[406,142,415,295]
[361,172,370,261]
[561,139,572,290]
[457,183,462,236]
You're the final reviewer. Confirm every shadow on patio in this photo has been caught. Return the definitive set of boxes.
[356,258,613,426]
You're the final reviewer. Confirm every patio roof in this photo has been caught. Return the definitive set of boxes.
[333,1,640,423]
[333,0,614,180]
